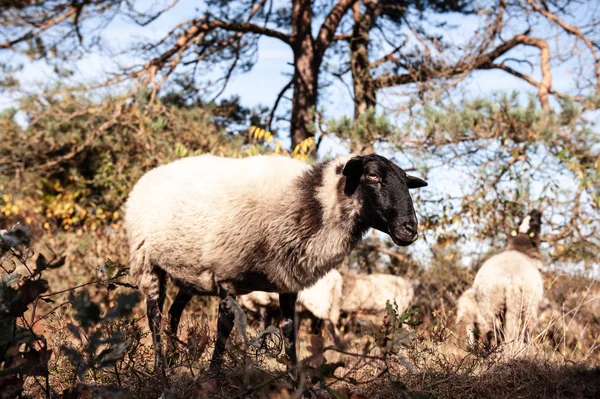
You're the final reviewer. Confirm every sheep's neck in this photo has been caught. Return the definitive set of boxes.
[275,160,365,289]
[507,234,541,260]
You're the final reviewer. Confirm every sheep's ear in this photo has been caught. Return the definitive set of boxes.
[342,156,363,178]
[342,156,363,195]
[407,175,428,189]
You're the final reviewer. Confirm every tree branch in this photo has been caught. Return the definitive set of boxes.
[0,6,78,49]
[140,16,290,82]
[372,33,554,109]
[315,0,355,60]
[356,243,416,267]
[210,19,291,45]
[526,0,600,93]
[267,77,294,132]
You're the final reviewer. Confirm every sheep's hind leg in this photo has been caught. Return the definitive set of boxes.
[279,293,298,366]
[147,268,168,385]
[209,285,236,373]
[169,289,193,336]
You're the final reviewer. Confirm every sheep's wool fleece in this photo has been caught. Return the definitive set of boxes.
[341,273,415,314]
[125,154,357,298]
[472,250,543,325]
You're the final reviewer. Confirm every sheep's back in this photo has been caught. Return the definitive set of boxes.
[124,155,308,288]
[473,250,543,313]
[341,273,414,314]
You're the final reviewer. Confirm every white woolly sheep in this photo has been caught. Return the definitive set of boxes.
[124,153,427,377]
[456,210,544,347]
[341,272,416,316]
[238,269,343,334]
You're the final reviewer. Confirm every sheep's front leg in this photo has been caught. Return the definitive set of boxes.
[165,289,193,367]
[279,293,298,365]
[209,287,235,373]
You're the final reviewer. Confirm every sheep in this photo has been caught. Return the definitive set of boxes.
[340,273,416,322]
[124,153,427,377]
[238,269,343,334]
[456,210,544,348]
[455,287,479,344]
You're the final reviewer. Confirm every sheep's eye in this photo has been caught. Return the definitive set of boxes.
[366,173,380,182]
[511,230,517,237]
[529,232,535,238]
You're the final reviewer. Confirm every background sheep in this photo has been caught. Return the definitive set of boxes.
[340,272,417,329]
[124,153,427,377]
[238,269,343,335]
[456,210,544,348]
[456,288,479,344]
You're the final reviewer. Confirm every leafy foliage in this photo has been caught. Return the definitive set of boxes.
[0,225,143,398]
[61,288,140,380]
[0,226,50,399]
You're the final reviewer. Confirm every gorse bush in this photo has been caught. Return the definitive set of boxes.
[0,89,239,233]
[0,88,318,236]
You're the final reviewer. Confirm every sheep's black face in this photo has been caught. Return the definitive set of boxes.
[343,154,427,246]
[511,209,543,248]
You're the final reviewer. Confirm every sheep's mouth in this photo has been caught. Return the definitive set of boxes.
[390,234,417,247]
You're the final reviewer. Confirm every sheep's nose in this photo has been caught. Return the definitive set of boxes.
[392,219,418,244]
[400,223,418,241]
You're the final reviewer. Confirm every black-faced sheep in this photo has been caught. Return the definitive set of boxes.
[457,210,544,348]
[124,153,427,377]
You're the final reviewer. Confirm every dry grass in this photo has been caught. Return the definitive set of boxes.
[7,226,600,398]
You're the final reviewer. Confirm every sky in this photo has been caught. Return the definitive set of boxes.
[1,1,598,276]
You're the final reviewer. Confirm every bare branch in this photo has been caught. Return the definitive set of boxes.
[355,243,420,269]
[315,0,355,60]
[0,6,78,49]
[207,18,291,44]
[267,77,294,133]
[512,35,552,109]
[372,33,554,110]
[527,0,600,93]
[126,0,180,27]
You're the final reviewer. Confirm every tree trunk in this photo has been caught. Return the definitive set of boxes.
[350,1,378,153]
[290,0,318,150]
[351,1,377,119]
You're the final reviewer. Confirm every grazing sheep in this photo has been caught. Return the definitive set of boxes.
[456,288,479,344]
[238,269,343,334]
[340,273,416,316]
[457,210,544,347]
[124,153,427,377]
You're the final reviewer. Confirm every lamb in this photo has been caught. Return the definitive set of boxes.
[456,210,544,347]
[238,269,343,334]
[124,153,427,378]
[340,273,416,316]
